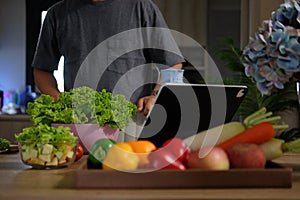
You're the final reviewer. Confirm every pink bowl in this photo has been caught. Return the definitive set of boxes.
[52,124,119,153]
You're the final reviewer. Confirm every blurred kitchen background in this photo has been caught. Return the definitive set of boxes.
[0,0,286,143]
[0,0,282,109]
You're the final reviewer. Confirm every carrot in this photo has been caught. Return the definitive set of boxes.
[217,122,275,151]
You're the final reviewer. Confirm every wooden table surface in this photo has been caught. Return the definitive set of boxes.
[0,152,300,200]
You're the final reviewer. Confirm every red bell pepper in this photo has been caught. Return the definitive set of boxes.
[162,138,191,164]
[147,148,186,170]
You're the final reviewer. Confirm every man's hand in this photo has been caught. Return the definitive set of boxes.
[136,63,182,116]
[137,95,156,116]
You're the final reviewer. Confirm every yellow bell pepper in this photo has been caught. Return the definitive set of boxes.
[102,142,140,171]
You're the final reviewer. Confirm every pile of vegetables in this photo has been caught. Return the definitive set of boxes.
[27,86,137,130]
[184,107,300,162]
[86,107,300,171]
[87,138,190,171]
[15,124,78,167]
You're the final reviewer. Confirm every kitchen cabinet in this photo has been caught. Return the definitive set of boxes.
[152,0,242,83]
[241,0,283,47]
[153,0,285,81]
[153,0,209,82]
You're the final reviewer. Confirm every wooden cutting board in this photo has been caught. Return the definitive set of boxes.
[72,157,292,189]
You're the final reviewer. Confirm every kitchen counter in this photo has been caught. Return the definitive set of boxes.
[0,152,300,200]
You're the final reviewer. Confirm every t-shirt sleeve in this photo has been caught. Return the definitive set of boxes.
[141,0,185,68]
[31,9,62,72]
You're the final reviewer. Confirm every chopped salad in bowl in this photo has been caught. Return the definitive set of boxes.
[15,124,78,169]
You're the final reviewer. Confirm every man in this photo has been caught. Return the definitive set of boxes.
[33,0,184,116]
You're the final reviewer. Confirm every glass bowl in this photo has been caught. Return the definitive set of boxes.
[18,140,78,169]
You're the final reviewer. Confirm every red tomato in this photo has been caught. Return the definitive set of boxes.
[75,144,84,161]
[162,138,191,163]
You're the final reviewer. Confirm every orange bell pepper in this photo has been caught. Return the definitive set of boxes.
[127,140,156,167]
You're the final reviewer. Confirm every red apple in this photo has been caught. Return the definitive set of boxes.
[186,147,230,170]
[227,143,266,169]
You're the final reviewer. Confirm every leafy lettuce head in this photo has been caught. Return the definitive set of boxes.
[27,86,137,130]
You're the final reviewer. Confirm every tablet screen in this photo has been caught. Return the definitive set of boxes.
[138,83,248,147]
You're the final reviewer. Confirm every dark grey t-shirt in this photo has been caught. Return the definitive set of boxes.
[32,0,184,103]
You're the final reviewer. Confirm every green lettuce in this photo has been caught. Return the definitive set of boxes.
[27,86,137,129]
[0,138,11,150]
[15,124,78,146]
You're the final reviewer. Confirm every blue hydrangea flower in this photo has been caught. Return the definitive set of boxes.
[243,0,300,95]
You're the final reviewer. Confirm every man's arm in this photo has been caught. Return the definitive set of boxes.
[33,68,61,101]
[137,63,183,116]
[152,63,183,92]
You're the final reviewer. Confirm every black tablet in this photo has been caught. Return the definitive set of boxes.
[137,83,248,147]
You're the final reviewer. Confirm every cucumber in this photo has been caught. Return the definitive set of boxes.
[183,122,246,150]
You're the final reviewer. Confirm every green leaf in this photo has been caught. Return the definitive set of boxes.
[15,124,78,146]
[26,87,137,130]
[0,138,11,150]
